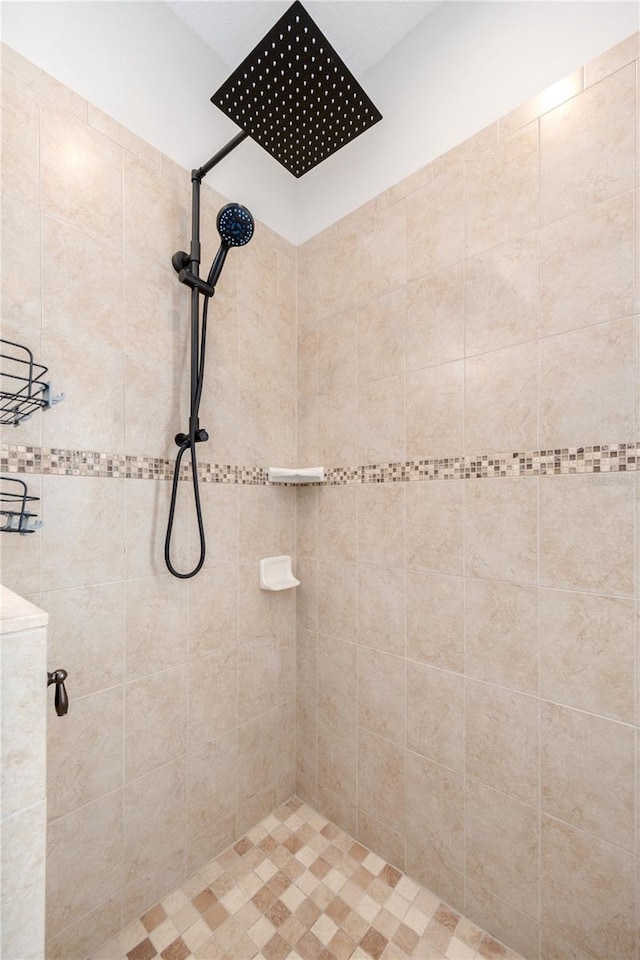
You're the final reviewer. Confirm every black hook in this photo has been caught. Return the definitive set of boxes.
[47,669,69,716]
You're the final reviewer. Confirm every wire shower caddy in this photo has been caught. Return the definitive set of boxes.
[0,476,42,534]
[0,337,63,426]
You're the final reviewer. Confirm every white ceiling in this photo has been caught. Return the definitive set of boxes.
[166,0,443,79]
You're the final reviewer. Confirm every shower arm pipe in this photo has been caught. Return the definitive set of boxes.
[185,129,248,417]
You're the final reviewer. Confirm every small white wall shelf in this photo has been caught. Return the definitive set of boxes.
[259,555,300,591]
[268,466,324,484]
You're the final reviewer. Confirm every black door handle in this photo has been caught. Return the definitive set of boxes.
[47,669,69,716]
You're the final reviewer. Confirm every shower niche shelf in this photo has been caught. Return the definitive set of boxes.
[1,338,64,426]
[0,477,42,534]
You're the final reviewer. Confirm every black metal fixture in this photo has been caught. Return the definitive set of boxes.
[211,0,382,178]
[164,0,382,579]
[47,669,69,717]
[1,338,64,426]
[1,477,42,534]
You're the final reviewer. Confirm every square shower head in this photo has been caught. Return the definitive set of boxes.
[211,0,383,178]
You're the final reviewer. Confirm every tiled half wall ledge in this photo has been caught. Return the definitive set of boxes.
[1,442,639,483]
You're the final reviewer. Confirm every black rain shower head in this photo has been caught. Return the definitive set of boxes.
[211,0,383,179]
[207,203,255,289]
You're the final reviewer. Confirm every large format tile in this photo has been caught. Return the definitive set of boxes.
[540,63,636,224]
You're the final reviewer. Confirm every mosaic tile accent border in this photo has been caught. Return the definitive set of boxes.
[1,443,637,484]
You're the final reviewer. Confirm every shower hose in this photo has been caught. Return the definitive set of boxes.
[164,297,209,579]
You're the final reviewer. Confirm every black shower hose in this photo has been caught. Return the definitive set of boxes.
[164,297,209,579]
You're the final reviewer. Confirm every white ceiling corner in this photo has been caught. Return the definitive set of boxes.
[165,0,443,78]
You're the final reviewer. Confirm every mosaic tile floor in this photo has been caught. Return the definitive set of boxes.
[92,799,523,960]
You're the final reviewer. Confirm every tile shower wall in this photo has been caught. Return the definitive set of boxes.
[1,45,297,960]
[295,33,640,960]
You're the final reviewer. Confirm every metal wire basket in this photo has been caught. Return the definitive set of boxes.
[0,476,42,534]
[0,337,63,426]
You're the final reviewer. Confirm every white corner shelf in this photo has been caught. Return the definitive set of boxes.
[268,466,324,484]
[259,555,300,591]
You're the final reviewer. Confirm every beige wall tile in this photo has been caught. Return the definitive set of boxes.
[465,880,539,960]
[541,816,635,959]
[2,802,46,960]
[464,579,538,695]
[585,33,640,87]
[123,154,187,267]
[42,216,124,352]
[41,105,123,244]
[540,192,635,337]
[187,730,236,841]
[124,666,187,781]
[465,478,538,584]
[317,561,357,642]
[540,317,635,448]
[407,662,464,772]
[406,361,464,460]
[318,485,357,563]
[317,388,357,465]
[465,232,538,357]
[2,195,41,329]
[358,483,405,568]
[239,484,292,563]
[318,787,356,837]
[358,646,405,746]
[125,479,189,581]
[1,71,39,206]
[297,628,317,705]
[539,475,634,595]
[297,558,317,632]
[405,843,465,914]
[358,728,405,831]
[406,263,464,370]
[296,699,317,803]
[298,326,317,399]
[465,125,538,257]
[124,355,186,460]
[1,626,46,818]
[188,649,237,749]
[47,686,123,821]
[238,386,279,465]
[125,575,188,680]
[406,162,464,281]
[238,637,280,720]
[124,757,186,885]
[541,701,635,850]
[42,476,125,590]
[406,481,464,577]
[297,486,318,559]
[45,893,121,960]
[188,564,238,658]
[195,483,239,570]
[41,331,125,453]
[358,375,405,464]
[46,791,122,941]
[357,564,405,656]
[406,571,463,673]
[317,633,357,724]
[121,849,186,928]
[540,588,635,723]
[43,583,125,699]
[540,63,636,225]
[317,709,357,802]
[465,680,538,805]
[357,201,405,304]
[499,69,584,139]
[466,781,539,917]
[465,342,538,455]
[237,707,280,805]
[357,809,405,871]
[358,288,406,383]
[405,750,464,872]
[317,310,357,396]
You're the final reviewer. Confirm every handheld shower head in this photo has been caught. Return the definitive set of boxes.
[207,203,254,289]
